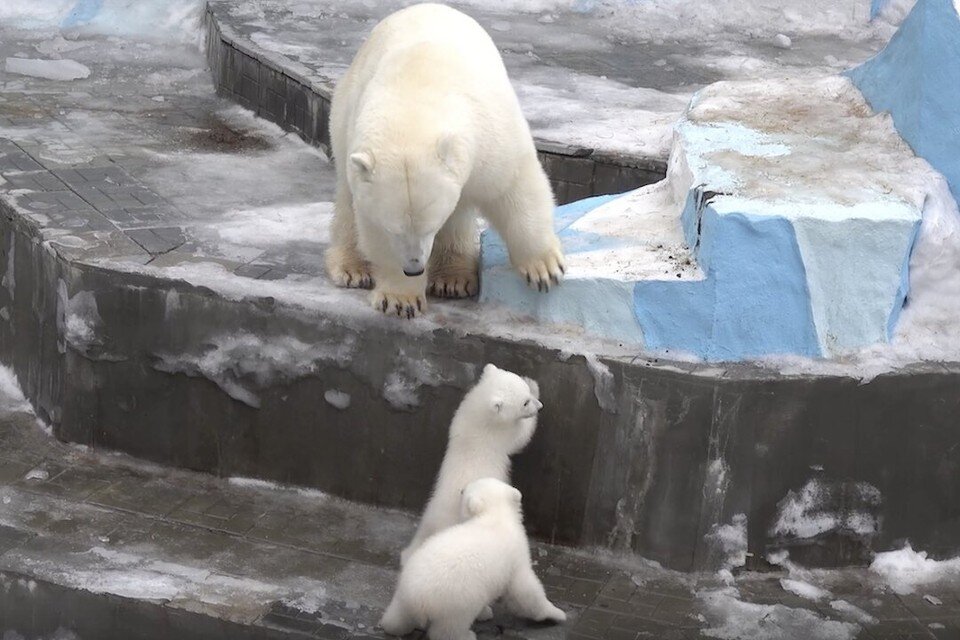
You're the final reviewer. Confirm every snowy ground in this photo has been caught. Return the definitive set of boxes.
[1,365,959,639]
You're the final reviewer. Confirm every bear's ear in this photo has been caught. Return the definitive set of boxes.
[511,487,522,506]
[491,395,504,414]
[349,151,375,180]
[437,134,467,175]
[465,492,485,516]
[483,363,499,375]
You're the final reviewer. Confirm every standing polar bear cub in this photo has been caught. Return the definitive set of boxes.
[401,363,541,566]
[327,3,565,318]
[380,478,566,640]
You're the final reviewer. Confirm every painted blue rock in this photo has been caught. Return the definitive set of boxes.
[480,77,930,361]
[848,0,960,205]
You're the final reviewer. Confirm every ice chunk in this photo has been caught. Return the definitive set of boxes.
[5,57,90,81]
[324,389,351,410]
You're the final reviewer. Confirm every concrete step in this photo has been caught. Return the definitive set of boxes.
[3,403,959,640]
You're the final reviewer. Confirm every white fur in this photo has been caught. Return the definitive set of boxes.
[381,478,566,640]
[401,363,541,565]
[326,3,565,318]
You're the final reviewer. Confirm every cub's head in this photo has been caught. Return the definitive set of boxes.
[479,363,542,423]
[347,135,468,277]
[460,477,522,519]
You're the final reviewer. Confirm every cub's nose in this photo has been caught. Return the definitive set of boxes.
[403,258,424,277]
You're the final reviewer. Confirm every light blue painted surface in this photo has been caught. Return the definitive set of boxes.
[848,0,960,205]
[635,204,821,360]
[793,216,920,352]
[61,0,104,28]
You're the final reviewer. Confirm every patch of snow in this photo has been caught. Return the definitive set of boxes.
[699,586,859,640]
[707,513,748,574]
[780,578,831,601]
[217,202,333,248]
[773,33,793,48]
[771,478,881,540]
[24,467,49,481]
[154,332,356,408]
[870,543,960,595]
[4,58,90,81]
[584,353,617,413]
[0,365,32,414]
[382,349,476,410]
[323,389,351,410]
[829,599,878,625]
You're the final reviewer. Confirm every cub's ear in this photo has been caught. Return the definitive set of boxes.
[437,134,468,175]
[465,492,485,516]
[510,487,522,506]
[522,376,540,400]
[483,363,499,376]
[349,151,375,180]
[491,395,504,414]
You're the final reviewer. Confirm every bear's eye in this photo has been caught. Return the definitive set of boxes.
[524,399,530,407]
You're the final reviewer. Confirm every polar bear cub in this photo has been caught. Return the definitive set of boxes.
[400,363,541,565]
[326,3,565,318]
[380,478,566,640]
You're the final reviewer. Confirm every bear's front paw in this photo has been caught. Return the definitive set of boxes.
[325,246,374,289]
[516,247,565,293]
[428,271,478,298]
[371,289,426,319]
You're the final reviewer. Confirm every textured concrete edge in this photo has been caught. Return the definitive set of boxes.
[0,570,311,640]
[201,2,668,205]
[2,193,960,571]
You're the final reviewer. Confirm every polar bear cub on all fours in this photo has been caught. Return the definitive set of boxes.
[400,363,541,566]
[327,3,565,318]
[380,478,566,640]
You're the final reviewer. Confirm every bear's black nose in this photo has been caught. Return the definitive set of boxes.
[403,267,424,277]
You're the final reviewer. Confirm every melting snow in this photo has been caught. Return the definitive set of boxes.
[0,365,32,414]
[780,578,831,601]
[771,479,881,540]
[323,389,351,410]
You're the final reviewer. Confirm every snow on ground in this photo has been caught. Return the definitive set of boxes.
[870,543,960,595]
[771,479,881,540]
[698,586,860,640]
[0,365,31,414]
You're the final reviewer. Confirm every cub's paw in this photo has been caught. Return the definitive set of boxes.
[371,289,426,319]
[428,270,478,298]
[476,605,494,621]
[516,247,565,293]
[325,246,373,289]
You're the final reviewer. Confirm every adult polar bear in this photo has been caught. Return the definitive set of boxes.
[326,3,565,318]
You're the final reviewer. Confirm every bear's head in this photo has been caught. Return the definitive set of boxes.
[348,135,469,277]
[460,477,522,520]
[452,363,543,454]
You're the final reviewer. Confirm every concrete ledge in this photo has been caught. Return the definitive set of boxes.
[201,3,667,204]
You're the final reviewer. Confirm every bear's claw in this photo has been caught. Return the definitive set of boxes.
[516,247,565,294]
[427,273,478,298]
[371,290,426,319]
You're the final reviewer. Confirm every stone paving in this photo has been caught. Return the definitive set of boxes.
[2,395,959,640]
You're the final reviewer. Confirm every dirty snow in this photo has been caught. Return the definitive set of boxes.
[870,544,960,595]
[771,478,881,540]
[4,57,90,81]
[707,513,748,578]
[153,332,356,408]
[217,202,333,248]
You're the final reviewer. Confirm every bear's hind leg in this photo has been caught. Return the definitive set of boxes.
[325,183,374,289]
[504,565,566,624]
[428,207,479,299]
[380,596,417,637]
[427,617,477,640]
